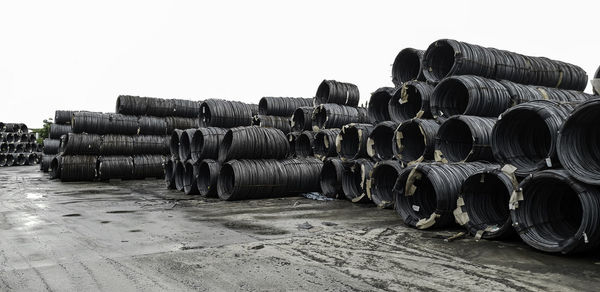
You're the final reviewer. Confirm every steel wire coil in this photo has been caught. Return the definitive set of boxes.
[179,129,197,162]
[436,115,496,163]
[341,158,374,203]
[336,123,374,161]
[165,117,198,133]
[133,135,169,155]
[15,154,27,166]
[313,128,341,160]
[422,39,588,91]
[510,169,600,254]
[286,132,301,157]
[55,110,76,125]
[252,115,292,134]
[393,119,440,164]
[455,165,518,240]
[393,162,490,229]
[197,159,221,197]
[258,97,313,116]
[49,155,62,179]
[40,155,54,172]
[2,123,28,133]
[319,158,346,199]
[132,155,165,179]
[295,131,316,157]
[217,159,289,201]
[100,135,134,155]
[169,129,184,159]
[367,160,404,209]
[282,157,323,194]
[138,116,168,135]
[366,121,398,161]
[60,133,102,155]
[190,127,227,163]
[174,160,186,191]
[60,155,97,182]
[98,156,134,180]
[557,99,600,184]
[42,139,60,155]
[491,100,576,176]
[72,112,138,135]
[290,106,314,132]
[430,75,512,119]
[183,160,200,195]
[199,99,255,128]
[0,153,6,166]
[314,80,360,107]
[218,126,289,162]
[49,124,72,140]
[367,87,395,123]
[312,104,369,130]
[392,48,426,86]
[389,81,435,122]
[499,80,594,105]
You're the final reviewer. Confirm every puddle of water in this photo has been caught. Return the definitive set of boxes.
[26,193,45,200]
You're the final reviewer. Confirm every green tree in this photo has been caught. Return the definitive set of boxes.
[34,118,53,144]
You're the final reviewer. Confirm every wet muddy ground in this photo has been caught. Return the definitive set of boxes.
[1,166,599,291]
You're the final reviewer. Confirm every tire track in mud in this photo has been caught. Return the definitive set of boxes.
[271,227,572,291]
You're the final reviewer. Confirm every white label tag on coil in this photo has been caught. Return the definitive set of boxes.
[412,205,420,212]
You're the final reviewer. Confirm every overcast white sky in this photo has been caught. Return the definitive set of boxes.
[0,0,598,127]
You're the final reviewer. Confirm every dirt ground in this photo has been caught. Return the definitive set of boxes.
[1,166,599,291]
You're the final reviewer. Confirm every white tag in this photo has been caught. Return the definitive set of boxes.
[545,158,552,167]
[412,205,420,212]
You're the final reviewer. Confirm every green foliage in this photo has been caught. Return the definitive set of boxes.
[34,118,53,144]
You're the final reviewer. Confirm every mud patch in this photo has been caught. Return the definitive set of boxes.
[222,221,289,236]
[62,213,81,217]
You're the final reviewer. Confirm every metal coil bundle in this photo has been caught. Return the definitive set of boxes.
[313,128,341,160]
[178,129,197,161]
[392,48,425,86]
[2,123,28,133]
[49,156,62,179]
[59,155,97,182]
[394,162,489,229]
[100,135,134,155]
[422,39,588,91]
[336,123,374,161]
[197,159,221,197]
[116,95,201,118]
[393,119,440,164]
[40,155,54,172]
[43,139,60,155]
[174,160,186,191]
[218,126,289,162]
[252,115,291,134]
[499,80,594,105]
[165,117,199,133]
[133,135,169,155]
[455,165,517,240]
[295,131,316,157]
[290,106,314,132]
[511,169,600,254]
[199,99,255,128]
[60,133,102,155]
[342,158,374,203]
[217,159,289,201]
[190,127,227,163]
[312,104,369,130]
[133,155,165,179]
[367,160,404,209]
[138,116,168,135]
[557,99,600,185]
[366,121,398,161]
[258,97,313,116]
[430,75,512,119]
[435,115,496,163]
[367,87,395,124]
[98,156,134,180]
[183,160,200,195]
[286,132,301,157]
[492,100,575,176]
[319,158,346,199]
[72,112,138,135]
[49,124,72,139]
[389,81,435,123]
[55,110,76,125]
[281,157,323,194]
[170,129,184,159]
[314,80,360,107]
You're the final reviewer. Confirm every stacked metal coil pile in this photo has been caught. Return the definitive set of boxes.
[0,122,41,167]
[360,38,600,255]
